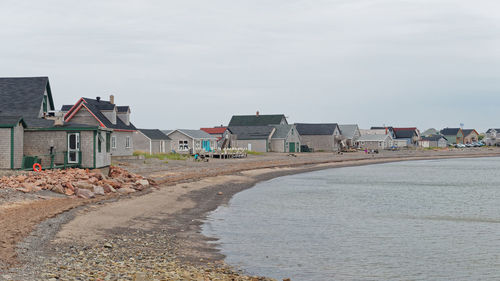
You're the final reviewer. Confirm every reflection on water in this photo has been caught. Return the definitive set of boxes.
[203,157,500,280]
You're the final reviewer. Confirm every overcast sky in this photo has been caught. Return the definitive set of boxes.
[1,0,499,131]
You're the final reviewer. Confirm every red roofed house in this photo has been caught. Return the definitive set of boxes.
[201,126,228,149]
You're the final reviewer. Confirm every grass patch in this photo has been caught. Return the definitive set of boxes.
[133,151,190,161]
[246,151,263,155]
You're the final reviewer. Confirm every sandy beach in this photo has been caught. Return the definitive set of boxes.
[3,148,500,280]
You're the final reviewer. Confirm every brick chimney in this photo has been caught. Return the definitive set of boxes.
[110,94,115,104]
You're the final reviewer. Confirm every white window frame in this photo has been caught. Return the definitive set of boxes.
[178,140,189,151]
[111,135,117,149]
[125,136,131,148]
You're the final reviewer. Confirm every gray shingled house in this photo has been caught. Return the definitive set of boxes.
[339,124,361,149]
[226,126,276,152]
[62,95,136,157]
[270,124,301,153]
[228,112,288,126]
[295,123,342,152]
[165,129,217,154]
[0,77,110,169]
[133,129,171,154]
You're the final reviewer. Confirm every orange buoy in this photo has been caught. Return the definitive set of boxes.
[33,163,42,172]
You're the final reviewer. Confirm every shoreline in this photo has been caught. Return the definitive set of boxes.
[7,151,500,280]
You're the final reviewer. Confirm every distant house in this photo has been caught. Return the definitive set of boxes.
[226,126,276,152]
[270,124,301,153]
[440,128,464,145]
[62,95,137,157]
[165,129,217,154]
[356,134,393,150]
[484,129,500,146]
[0,77,109,169]
[362,127,396,139]
[421,128,438,137]
[133,129,171,154]
[295,123,342,152]
[201,126,228,148]
[339,124,361,148]
[462,129,479,144]
[420,135,448,148]
[393,127,420,147]
[228,112,287,126]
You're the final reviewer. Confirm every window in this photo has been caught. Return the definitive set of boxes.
[178,140,188,151]
[98,133,102,153]
[106,132,111,152]
[125,136,131,148]
[111,136,116,149]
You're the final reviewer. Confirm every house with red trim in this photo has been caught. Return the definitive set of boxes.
[0,77,111,169]
[201,126,228,148]
[62,95,137,157]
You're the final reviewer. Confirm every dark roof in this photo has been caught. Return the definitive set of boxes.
[0,116,26,127]
[0,77,54,118]
[295,123,339,135]
[138,129,170,140]
[117,106,130,113]
[462,129,478,136]
[228,126,275,140]
[440,128,461,135]
[24,117,97,129]
[61,105,73,111]
[486,128,500,133]
[72,98,136,130]
[393,128,418,139]
[228,114,286,126]
[421,135,447,141]
[371,126,394,130]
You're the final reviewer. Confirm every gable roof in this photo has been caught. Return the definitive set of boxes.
[295,123,339,135]
[421,135,447,141]
[358,134,392,141]
[0,77,54,118]
[61,105,73,111]
[117,106,130,113]
[271,124,295,139]
[440,128,462,136]
[65,97,136,131]
[486,128,500,133]
[228,126,275,140]
[393,127,418,139]
[462,129,478,137]
[339,124,359,139]
[200,127,227,134]
[228,114,286,126]
[167,129,217,140]
[138,129,170,140]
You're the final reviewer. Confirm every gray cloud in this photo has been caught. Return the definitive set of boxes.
[0,0,499,131]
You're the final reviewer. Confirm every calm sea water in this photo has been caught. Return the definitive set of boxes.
[202,157,500,280]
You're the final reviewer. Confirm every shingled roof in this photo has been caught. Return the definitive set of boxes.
[271,124,294,139]
[0,77,54,118]
[138,129,170,140]
[228,126,275,140]
[228,114,287,126]
[393,127,418,139]
[421,135,447,141]
[440,128,462,135]
[65,97,136,131]
[167,129,217,140]
[0,116,26,128]
[295,123,339,135]
[462,129,478,137]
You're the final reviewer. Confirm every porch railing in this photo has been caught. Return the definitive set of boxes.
[21,151,82,170]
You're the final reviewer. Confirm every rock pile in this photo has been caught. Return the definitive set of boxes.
[0,166,153,198]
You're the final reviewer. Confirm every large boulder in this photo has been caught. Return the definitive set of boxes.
[74,181,93,190]
[76,188,95,199]
[93,186,105,196]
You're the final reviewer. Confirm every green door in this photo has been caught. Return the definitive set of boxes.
[289,142,295,152]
